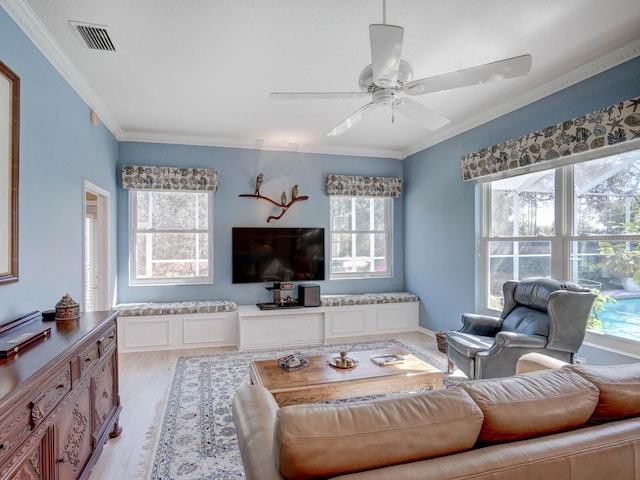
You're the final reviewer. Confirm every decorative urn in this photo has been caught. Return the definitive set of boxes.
[55,293,80,321]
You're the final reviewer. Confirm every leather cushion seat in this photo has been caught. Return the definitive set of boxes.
[446,332,494,357]
[274,388,484,480]
[568,363,640,422]
[459,368,599,443]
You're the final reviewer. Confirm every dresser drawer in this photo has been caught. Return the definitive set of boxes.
[0,363,71,464]
[78,326,116,377]
[29,363,72,426]
[0,401,31,465]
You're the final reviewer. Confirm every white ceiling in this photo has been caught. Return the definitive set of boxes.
[6,0,640,159]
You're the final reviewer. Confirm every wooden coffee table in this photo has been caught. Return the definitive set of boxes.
[249,346,443,406]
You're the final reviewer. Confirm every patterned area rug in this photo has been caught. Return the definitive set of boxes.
[139,339,450,480]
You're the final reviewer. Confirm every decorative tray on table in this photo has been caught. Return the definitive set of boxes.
[327,356,358,369]
[370,354,405,366]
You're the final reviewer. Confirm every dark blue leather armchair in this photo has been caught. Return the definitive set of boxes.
[446,278,597,380]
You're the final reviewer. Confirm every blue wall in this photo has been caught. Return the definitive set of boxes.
[0,8,118,324]
[404,56,640,336]
[116,143,404,305]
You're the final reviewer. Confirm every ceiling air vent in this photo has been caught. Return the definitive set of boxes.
[70,21,116,52]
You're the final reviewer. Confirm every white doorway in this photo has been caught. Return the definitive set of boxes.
[83,180,110,312]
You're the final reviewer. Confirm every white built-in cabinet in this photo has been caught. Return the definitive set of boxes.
[117,301,419,353]
[117,312,237,353]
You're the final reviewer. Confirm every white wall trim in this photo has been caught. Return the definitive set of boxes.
[121,132,405,160]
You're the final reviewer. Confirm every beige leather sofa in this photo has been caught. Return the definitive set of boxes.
[232,354,640,480]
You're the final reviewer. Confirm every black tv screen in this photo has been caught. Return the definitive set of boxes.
[232,227,325,283]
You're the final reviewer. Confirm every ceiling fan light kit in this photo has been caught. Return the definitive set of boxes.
[271,2,532,137]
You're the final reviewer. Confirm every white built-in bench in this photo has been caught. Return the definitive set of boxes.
[320,292,418,307]
[116,293,419,352]
[116,300,238,353]
[239,292,419,351]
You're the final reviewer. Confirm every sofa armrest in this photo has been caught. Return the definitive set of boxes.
[516,352,569,374]
[459,313,503,336]
[232,385,285,480]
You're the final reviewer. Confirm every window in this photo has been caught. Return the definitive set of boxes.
[481,149,640,342]
[330,196,392,278]
[130,190,212,285]
[483,169,556,308]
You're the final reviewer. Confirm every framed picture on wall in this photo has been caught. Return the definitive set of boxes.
[0,60,19,285]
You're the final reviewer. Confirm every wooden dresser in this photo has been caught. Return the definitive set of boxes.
[0,310,122,480]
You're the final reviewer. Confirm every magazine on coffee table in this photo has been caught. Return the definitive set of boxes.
[370,354,405,366]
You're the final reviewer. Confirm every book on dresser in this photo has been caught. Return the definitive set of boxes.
[0,326,51,358]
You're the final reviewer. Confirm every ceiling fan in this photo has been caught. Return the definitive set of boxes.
[270,1,532,136]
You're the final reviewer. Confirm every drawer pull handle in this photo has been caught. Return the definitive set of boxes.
[1,441,9,451]
[30,392,45,406]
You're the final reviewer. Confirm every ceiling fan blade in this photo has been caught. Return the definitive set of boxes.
[326,102,377,136]
[369,24,404,88]
[270,92,369,100]
[404,54,533,96]
[394,97,450,130]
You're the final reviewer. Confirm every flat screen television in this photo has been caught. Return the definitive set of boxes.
[232,227,325,284]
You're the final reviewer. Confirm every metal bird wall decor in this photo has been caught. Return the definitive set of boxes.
[239,173,309,222]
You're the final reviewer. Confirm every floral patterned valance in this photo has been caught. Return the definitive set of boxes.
[326,175,402,197]
[122,165,218,191]
[461,95,640,182]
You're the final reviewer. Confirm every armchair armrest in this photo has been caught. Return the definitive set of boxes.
[494,332,548,348]
[459,313,503,336]
[475,333,550,378]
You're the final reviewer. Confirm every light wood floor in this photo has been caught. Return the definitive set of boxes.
[88,331,445,480]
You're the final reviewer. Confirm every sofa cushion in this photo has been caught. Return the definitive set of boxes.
[567,363,640,422]
[274,387,484,480]
[459,368,599,443]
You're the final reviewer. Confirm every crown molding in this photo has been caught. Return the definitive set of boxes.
[402,39,640,159]
[1,0,124,139]
[123,131,404,160]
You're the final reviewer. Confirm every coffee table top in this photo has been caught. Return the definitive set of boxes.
[250,347,441,391]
